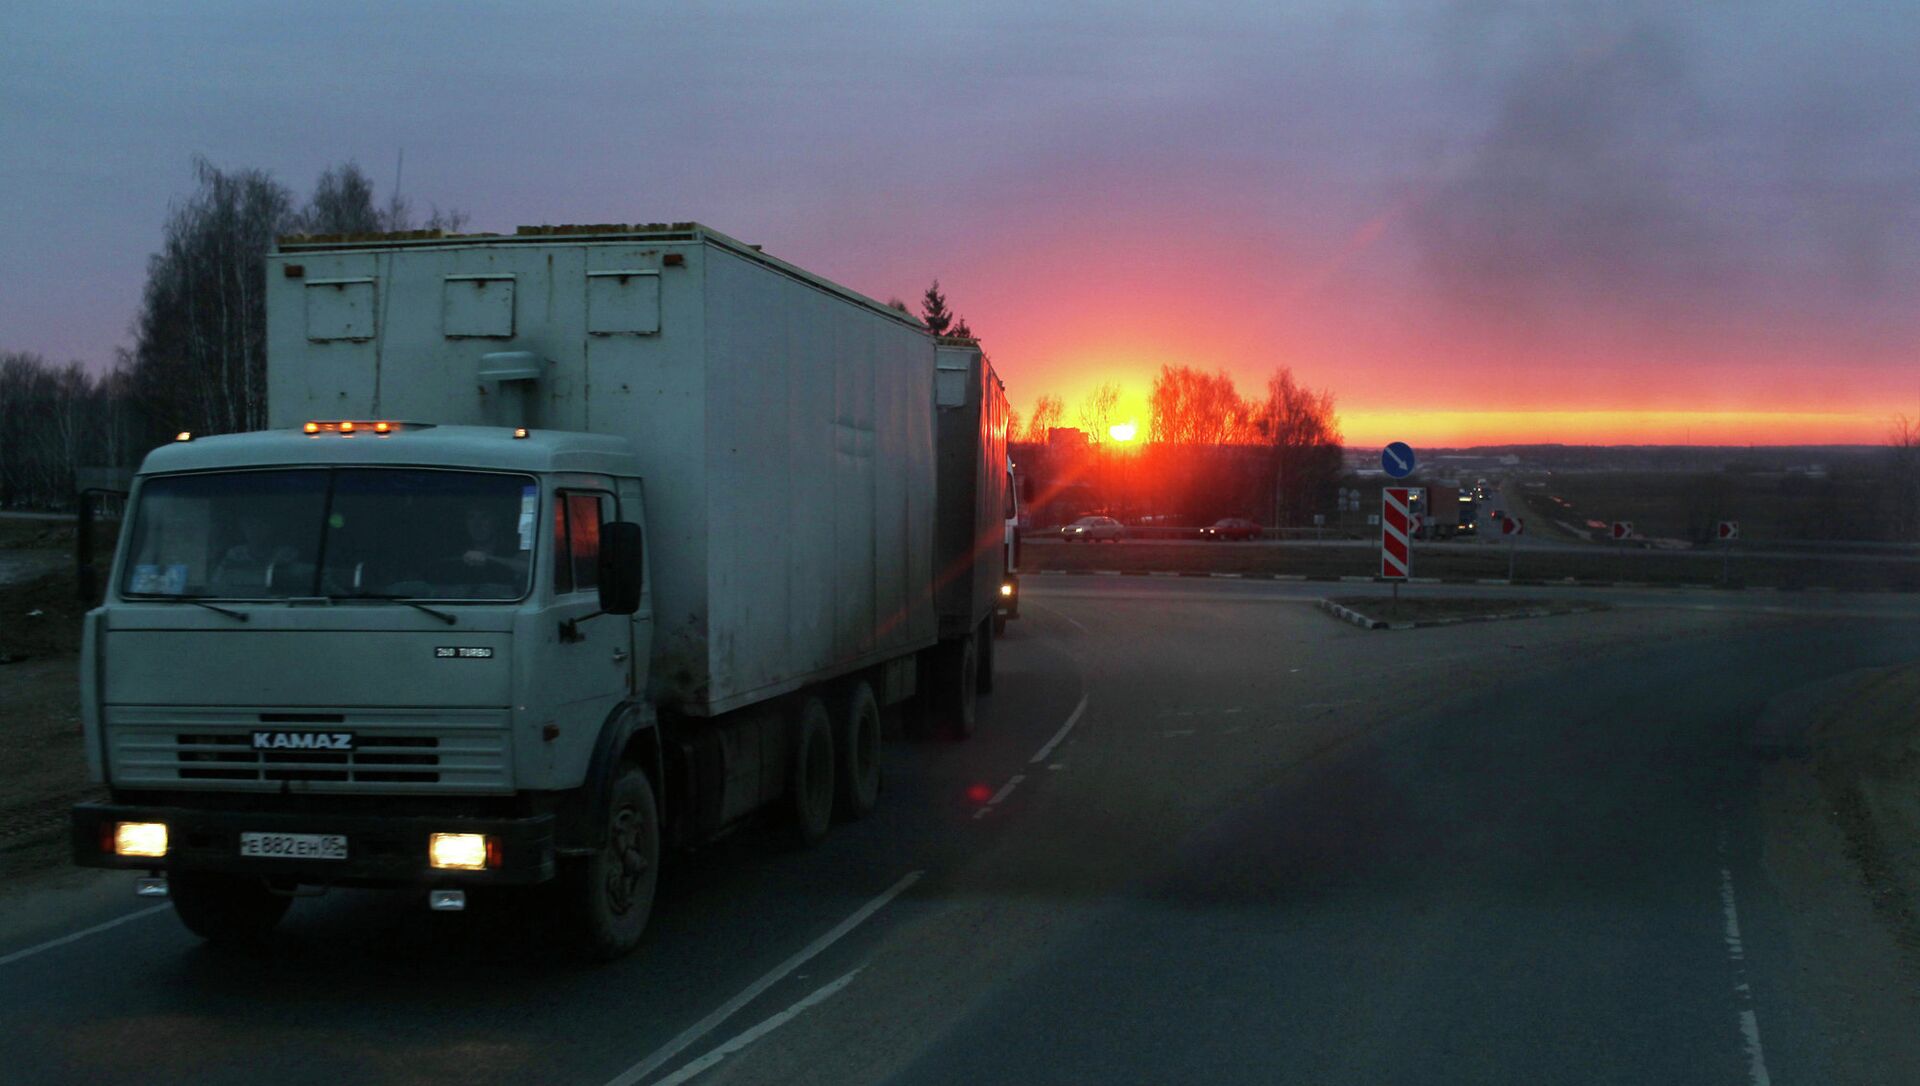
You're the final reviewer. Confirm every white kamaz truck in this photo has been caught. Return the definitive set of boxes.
[71,223,1009,957]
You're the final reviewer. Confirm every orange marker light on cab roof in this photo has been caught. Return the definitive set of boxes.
[513,427,529,439]
[303,422,321,434]
[339,420,356,433]
[373,421,391,434]
[174,431,192,442]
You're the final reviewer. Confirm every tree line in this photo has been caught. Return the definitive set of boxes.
[1009,364,1345,527]
[0,157,463,508]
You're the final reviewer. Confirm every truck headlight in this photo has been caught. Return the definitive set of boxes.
[114,822,169,858]
[1000,582,1014,597]
[429,833,492,871]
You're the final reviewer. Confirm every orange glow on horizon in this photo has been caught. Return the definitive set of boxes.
[1338,409,1892,448]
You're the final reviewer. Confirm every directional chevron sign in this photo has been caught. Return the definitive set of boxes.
[1381,487,1413,579]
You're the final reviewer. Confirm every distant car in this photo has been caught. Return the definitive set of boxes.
[1060,516,1126,542]
[1199,517,1261,541]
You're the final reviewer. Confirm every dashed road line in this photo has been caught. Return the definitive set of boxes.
[0,905,170,970]
[650,968,864,1086]
[604,871,923,1086]
[1030,694,1089,764]
[1717,827,1772,1086]
[971,774,1027,819]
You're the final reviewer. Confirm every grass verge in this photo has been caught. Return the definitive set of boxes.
[1812,663,1920,962]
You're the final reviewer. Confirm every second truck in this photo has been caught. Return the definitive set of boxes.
[71,223,1010,957]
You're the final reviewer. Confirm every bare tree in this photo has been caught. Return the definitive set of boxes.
[1024,394,1064,444]
[131,157,294,441]
[130,157,468,447]
[298,162,384,235]
[1886,415,1920,540]
[0,350,136,508]
[1078,382,1122,441]
[1147,365,1247,445]
[294,160,467,235]
[1248,367,1343,526]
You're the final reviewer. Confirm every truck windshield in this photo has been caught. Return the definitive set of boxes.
[121,468,538,601]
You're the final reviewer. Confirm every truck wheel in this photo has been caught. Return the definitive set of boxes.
[976,620,995,696]
[835,682,882,820]
[933,635,979,741]
[790,696,836,846]
[168,871,291,947]
[568,764,660,961]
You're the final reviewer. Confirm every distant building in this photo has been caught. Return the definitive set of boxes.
[1048,427,1090,453]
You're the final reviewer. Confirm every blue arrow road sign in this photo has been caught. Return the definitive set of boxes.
[1382,442,1416,478]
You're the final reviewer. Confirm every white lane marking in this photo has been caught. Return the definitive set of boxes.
[972,774,1027,819]
[1029,693,1089,764]
[1032,600,1090,634]
[1717,825,1772,1086]
[651,968,863,1086]
[604,871,922,1086]
[0,904,170,969]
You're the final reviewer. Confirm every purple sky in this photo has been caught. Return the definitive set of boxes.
[4,1,1916,442]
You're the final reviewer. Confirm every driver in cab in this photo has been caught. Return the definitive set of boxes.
[457,507,527,581]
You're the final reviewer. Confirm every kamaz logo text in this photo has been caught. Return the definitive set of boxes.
[250,731,355,752]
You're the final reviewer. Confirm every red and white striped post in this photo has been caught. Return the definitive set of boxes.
[1381,487,1413,594]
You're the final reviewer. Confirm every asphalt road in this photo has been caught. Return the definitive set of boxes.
[4,578,1919,1084]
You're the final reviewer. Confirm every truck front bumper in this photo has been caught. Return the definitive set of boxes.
[71,802,556,886]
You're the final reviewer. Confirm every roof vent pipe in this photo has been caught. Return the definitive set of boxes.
[478,351,545,429]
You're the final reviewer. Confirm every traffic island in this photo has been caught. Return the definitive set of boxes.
[1318,595,1608,631]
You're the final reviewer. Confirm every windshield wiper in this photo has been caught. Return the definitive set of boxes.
[180,598,250,622]
[332,593,458,625]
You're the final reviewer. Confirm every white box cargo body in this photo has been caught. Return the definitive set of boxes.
[266,225,938,716]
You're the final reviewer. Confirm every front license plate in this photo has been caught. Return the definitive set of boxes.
[239,832,348,860]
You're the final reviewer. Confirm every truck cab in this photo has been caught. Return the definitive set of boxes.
[73,422,657,947]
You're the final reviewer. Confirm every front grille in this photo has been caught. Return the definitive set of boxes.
[176,733,441,783]
[107,707,513,793]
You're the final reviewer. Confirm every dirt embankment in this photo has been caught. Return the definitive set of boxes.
[0,570,97,880]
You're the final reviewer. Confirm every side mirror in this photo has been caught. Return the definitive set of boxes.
[597,521,644,615]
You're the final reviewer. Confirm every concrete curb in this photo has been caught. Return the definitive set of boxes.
[1023,569,1906,594]
[1315,597,1608,631]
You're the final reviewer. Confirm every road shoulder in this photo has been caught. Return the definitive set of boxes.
[1755,664,1920,1081]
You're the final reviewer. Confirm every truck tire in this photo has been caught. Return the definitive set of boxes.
[168,871,291,947]
[976,620,995,696]
[566,764,660,961]
[933,634,979,741]
[789,696,836,846]
[835,681,882,820]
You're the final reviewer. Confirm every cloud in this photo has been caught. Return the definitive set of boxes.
[1408,9,1732,335]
